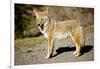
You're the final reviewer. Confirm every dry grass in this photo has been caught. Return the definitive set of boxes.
[84,25,94,33]
[15,36,47,48]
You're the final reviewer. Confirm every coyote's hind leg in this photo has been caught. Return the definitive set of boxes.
[70,32,81,56]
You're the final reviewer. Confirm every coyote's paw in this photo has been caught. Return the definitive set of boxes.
[73,51,77,55]
[73,51,80,57]
[75,53,81,57]
[45,55,50,59]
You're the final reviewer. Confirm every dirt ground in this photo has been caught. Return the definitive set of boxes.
[15,32,94,65]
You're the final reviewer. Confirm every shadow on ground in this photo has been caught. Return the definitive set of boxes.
[52,45,93,57]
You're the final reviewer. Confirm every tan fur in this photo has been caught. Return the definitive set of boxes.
[34,8,84,58]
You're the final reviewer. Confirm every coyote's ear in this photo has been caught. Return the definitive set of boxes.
[44,7,48,15]
[34,9,39,16]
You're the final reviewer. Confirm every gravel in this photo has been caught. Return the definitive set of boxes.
[15,33,94,65]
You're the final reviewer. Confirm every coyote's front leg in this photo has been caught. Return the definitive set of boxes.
[45,33,54,59]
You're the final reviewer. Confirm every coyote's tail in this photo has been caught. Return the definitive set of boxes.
[80,26,85,47]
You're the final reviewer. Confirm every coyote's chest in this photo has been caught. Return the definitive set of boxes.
[38,23,70,39]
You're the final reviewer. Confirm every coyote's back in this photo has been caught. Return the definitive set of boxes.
[34,7,84,58]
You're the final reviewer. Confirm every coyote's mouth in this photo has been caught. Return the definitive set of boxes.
[40,23,44,30]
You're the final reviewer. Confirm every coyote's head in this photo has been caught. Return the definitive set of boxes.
[34,7,50,30]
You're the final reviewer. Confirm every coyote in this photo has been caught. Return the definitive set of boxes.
[34,7,84,58]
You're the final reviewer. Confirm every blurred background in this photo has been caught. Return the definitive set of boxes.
[15,3,94,39]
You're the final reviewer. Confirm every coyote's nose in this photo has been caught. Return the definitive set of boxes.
[37,24,40,26]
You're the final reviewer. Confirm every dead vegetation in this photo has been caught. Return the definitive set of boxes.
[15,4,94,38]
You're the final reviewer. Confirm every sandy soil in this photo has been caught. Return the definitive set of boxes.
[15,33,94,65]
